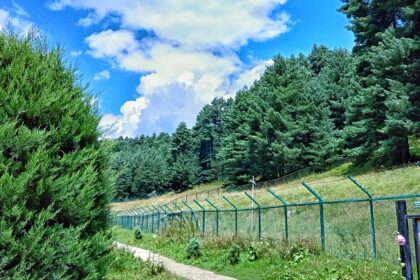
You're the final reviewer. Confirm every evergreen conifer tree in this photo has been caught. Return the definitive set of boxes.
[0,32,112,279]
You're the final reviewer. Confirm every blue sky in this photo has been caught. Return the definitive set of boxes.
[0,0,354,137]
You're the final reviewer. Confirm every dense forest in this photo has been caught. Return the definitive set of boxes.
[111,0,419,200]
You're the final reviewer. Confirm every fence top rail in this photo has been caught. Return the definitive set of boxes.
[118,193,420,215]
[161,167,312,207]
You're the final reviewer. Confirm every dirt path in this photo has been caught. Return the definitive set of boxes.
[113,241,237,280]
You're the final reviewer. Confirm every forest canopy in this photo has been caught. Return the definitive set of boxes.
[110,0,419,200]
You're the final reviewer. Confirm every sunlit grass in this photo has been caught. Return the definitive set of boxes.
[110,181,223,212]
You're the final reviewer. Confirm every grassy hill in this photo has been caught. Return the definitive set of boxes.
[113,162,420,262]
[110,181,223,212]
[111,162,420,212]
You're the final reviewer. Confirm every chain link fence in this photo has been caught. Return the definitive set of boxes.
[115,167,420,262]
[164,167,312,206]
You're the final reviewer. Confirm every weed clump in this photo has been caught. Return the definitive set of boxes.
[144,259,165,276]
[134,228,143,240]
[186,238,202,259]
[228,243,241,265]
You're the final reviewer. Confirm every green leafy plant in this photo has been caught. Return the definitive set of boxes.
[288,243,309,264]
[248,243,258,261]
[186,238,202,259]
[134,228,143,240]
[144,259,165,276]
[227,243,241,265]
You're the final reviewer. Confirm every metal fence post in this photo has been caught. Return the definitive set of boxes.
[173,202,184,224]
[302,182,325,250]
[133,210,140,228]
[165,204,175,229]
[193,199,206,233]
[139,208,146,230]
[223,196,238,236]
[245,192,262,240]
[205,198,220,236]
[182,201,198,228]
[348,176,377,258]
[130,211,135,229]
[157,205,167,230]
[143,209,149,232]
[396,200,413,280]
[151,205,161,233]
[146,206,155,233]
[267,188,289,240]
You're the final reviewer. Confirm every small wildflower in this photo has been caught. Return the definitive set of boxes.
[395,234,406,246]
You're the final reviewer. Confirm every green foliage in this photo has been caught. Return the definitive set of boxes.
[134,228,143,240]
[143,259,165,276]
[186,238,202,259]
[110,0,419,196]
[161,219,199,243]
[286,244,309,264]
[193,97,233,182]
[106,249,180,280]
[340,0,419,165]
[227,244,241,265]
[247,243,258,261]
[113,227,401,280]
[0,31,112,278]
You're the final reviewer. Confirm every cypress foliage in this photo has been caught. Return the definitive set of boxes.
[0,32,113,279]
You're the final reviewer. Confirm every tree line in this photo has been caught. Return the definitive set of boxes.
[111,0,419,200]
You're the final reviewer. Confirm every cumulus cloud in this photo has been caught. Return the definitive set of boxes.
[93,70,111,81]
[49,0,289,49]
[50,0,290,137]
[229,59,274,97]
[100,96,148,138]
[0,8,33,34]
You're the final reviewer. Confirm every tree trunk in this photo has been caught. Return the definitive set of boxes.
[393,135,411,164]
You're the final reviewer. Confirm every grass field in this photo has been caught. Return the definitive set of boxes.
[112,163,420,213]
[116,163,420,262]
[110,181,223,212]
[113,226,405,280]
[105,248,182,280]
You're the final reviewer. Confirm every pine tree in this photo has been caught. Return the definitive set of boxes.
[0,32,112,278]
[340,0,419,164]
[193,97,232,182]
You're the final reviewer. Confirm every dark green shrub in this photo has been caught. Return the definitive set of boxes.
[0,31,113,279]
[228,243,241,265]
[186,238,202,259]
[286,243,310,263]
[134,228,143,240]
[248,243,258,261]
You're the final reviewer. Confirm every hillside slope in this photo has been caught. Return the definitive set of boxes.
[112,163,420,212]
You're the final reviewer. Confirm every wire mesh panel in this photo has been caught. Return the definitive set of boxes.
[219,210,236,236]
[237,209,258,239]
[287,204,321,244]
[204,210,219,236]
[261,207,285,239]
[374,199,401,261]
[324,201,373,259]
[114,188,420,265]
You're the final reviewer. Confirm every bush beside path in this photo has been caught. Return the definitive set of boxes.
[113,241,237,280]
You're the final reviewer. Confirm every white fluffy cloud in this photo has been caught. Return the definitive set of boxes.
[93,70,111,81]
[49,0,289,49]
[49,0,290,137]
[0,8,32,34]
[100,96,148,138]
